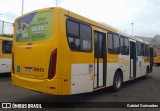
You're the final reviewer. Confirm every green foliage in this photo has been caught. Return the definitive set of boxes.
[0,34,13,38]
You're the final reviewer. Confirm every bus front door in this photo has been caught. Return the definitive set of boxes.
[94,31,106,88]
[130,41,136,78]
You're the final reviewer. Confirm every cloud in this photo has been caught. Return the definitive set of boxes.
[61,0,160,37]
[0,0,160,37]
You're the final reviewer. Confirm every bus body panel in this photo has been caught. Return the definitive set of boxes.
[0,37,13,73]
[136,56,143,78]
[118,55,130,82]
[13,9,57,79]
[0,58,11,73]
[12,74,61,95]
[12,8,72,95]
[70,64,94,94]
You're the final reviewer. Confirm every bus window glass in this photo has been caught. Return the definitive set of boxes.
[124,38,129,55]
[68,37,80,50]
[94,32,98,57]
[67,19,92,52]
[120,37,124,55]
[80,24,91,51]
[141,43,144,56]
[144,44,149,56]
[99,33,104,57]
[67,21,79,37]
[2,40,12,54]
[114,34,120,54]
[137,42,142,56]
[67,20,80,51]
[108,33,113,53]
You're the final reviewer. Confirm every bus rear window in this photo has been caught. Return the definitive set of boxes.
[2,40,12,54]
[16,11,52,42]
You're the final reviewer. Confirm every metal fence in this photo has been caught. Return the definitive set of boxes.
[0,20,13,37]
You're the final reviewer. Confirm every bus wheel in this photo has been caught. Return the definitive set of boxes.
[112,71,123,91]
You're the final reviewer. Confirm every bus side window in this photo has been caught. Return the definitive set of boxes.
[2,40,12,54]
[124,38,129,55]
[144,44,149,56]
[120,36,129,55]
[120,36,124,54]
[67,20,80,51]
[67,19,92,52]
[108,33,113,54]
[113,34,120,54]
[137,41,142,56]
[80,24,92,51]
[108,33,120,54]
[141,43,144,56]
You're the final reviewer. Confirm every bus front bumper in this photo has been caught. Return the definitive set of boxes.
[12,74,62,95]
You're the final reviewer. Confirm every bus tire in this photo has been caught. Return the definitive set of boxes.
[112,71,123,91]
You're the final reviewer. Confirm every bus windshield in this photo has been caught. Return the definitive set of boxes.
[16,11,52,42]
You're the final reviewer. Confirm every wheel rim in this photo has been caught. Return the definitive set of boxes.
[115,75,121,88]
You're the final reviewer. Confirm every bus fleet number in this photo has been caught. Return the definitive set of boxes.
[33,67,44,72]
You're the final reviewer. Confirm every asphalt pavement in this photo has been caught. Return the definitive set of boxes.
[0,66,160,111]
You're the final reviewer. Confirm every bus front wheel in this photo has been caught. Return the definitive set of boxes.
[112,71,123,91]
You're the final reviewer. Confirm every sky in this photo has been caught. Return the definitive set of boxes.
[0,0,160,37]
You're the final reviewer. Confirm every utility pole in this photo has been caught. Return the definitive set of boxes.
[56,0,57,7]
[131,23,134,36]
[22,0,24,15]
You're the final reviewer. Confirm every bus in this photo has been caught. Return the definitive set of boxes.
[154,49,160,66]
[0,37,13,73]
[12,7,151,95]
[149,46,154,72]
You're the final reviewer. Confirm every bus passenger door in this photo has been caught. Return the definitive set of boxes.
[130,41,136,78]
[137,42,143,77]
[94,31,106,88]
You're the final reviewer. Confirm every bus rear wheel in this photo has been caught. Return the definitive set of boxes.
[112,71,123,91]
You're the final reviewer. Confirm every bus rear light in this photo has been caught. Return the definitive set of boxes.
[48,49,57,79]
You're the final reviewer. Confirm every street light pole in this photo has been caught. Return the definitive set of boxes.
[56,0,57,7]
[22,0,24,15]
[131,23,134,36]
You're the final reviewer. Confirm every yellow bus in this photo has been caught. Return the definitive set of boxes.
[154,49,160,66]
[0,37,13,73]
[12,7,151,95]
